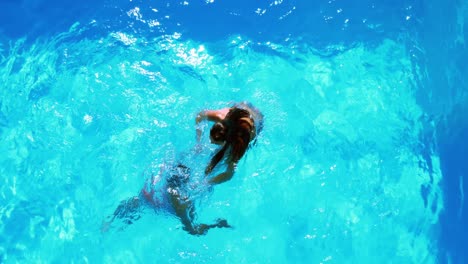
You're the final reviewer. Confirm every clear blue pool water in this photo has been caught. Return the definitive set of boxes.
[0,0,466,263]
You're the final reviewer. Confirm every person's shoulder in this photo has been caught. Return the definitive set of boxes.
[217,107,231,118]
[204,108,230,121]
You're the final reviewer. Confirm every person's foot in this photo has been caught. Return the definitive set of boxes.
[215,218,231,228]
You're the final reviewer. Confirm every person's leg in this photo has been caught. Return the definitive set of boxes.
[168,190,231,235]
[101,196,144,232]
[112,196,143,224]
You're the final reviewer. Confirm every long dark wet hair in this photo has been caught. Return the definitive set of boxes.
[205,108,254,174]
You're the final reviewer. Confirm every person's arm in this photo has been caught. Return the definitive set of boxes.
[208,162,236,185]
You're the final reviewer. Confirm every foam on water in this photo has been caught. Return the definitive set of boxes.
[0,24,442,263]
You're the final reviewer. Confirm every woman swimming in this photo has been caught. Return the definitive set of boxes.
[196,102,263,185]
[104,102,262,235]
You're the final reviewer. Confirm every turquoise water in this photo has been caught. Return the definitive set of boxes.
[0,21,445,262]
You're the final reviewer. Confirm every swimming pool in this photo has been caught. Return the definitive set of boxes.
[0,0,466,263]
